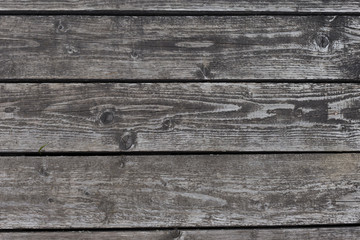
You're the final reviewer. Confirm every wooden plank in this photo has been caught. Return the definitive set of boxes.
[1,15,360,80]
[1,83,360,152]
[0,154,359,228]
[2,228,360,240]
[0,0,359,13]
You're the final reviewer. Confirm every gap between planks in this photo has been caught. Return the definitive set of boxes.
[2,11,360,16]
[1,227,360,239]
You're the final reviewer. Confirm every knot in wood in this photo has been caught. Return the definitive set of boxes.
[4,107,15,113]
[38,166,50,177]
[170,229,182,239]
[162,118,174,130]
[100,111,114,125]
[56,20,67,33]
[130,50,139,60]
[119,132,135,150]
[65,45,78,54]
[316,34,330,49]
[294,108,303,118]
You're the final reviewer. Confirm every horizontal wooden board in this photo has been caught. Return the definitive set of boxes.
[0,0,359,13]
[2,228,360,240]
[1,16,360,80]
[1,83,360,152]
[0,154,359,228]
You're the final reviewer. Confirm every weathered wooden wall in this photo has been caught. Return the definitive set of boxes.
[0,0,359,239]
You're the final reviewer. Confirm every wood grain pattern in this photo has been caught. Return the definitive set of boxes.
[0,0,359,13]
[2,228,360,240]
[0,154,359,228]
[1,83,360,152]
[1,16,360,80]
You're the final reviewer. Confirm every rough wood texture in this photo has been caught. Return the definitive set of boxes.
[0,154,359,228]
[1,83,360,152]
[1,16,360,80]
[2,228,360,240]
[0,0,359,13]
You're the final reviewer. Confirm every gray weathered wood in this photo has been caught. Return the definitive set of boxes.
[1,16,360,80]
[1,154,360,228]
[2,228,360,239]
[1,83,360,152]
[0,154,359,228]
[0,0,359,13]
